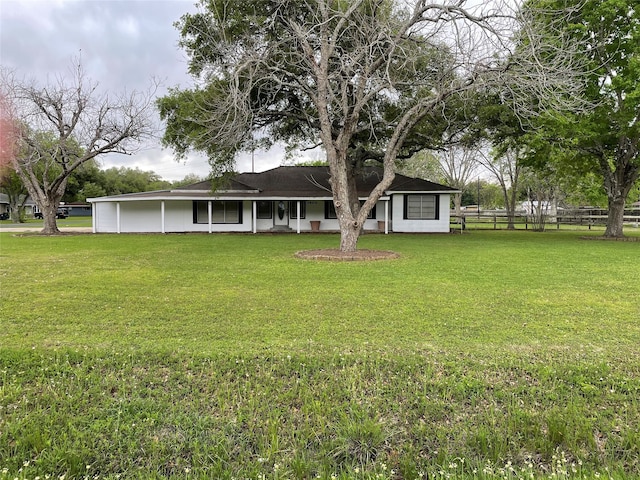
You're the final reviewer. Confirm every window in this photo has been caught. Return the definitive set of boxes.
[404,195,439,220]
[325,201,337,219]
[193,201,243,224]
[289,201,306,219]
[324,201,376,219]
[257,201,272,219]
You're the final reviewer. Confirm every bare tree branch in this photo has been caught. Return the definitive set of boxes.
[0,59,157,234]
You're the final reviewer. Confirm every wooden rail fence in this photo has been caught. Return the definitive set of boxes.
[450,210,640,232]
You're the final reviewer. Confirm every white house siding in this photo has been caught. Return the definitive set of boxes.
[93,196,454,233]
[163,200,193,232]
[93,200,255,233]
[120,201,163,233]
[391,193,451,233]
[94,202,118,233]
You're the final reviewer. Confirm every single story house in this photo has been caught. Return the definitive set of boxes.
[63,202,93,217]
[0,193,36,218]
[88,166,458,234]
[0,194,7,216]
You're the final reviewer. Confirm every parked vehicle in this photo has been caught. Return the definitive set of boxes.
[0,212,9,220]
[34,208,68,219]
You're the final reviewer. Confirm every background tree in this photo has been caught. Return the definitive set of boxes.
[478,148,522,229]
[1,88,25,221]
[397,150,444,183]
[1,61,155,234]
[438,147,479,216]
[171,173,206,188]
[463,179,504,210]
[520,165,561,231]
[0,166,29,222]
[62,160,104,203]
[520,0,640,237]
[160,0,555,252]
[98,167,171,197]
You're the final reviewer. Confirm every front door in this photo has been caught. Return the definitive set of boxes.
[274,201,289,227]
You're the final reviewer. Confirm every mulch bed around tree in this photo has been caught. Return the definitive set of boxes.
[295,249,400,261]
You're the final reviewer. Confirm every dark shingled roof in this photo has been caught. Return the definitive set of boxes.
[176,166,456,197]
[89,166,456,202]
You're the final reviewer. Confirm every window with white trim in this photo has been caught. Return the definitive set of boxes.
[289,201,306,219]
[324,201,376,219]
[193,201,243,224]
[404,195,439,220]
[256,201,272,219]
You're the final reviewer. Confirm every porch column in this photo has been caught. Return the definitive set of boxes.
[116,202,121,234]
[91,203,96,234]
[161,201,165,234]
[208,201,212,234]
[384,200,389,234]
[252,201,257,234]
[296,200,301,234]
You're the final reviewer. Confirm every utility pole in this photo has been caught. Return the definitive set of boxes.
[477,177,480,219]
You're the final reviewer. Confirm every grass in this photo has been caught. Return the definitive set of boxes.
[0,230,639,479]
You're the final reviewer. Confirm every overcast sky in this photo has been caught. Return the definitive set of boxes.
[0,0,294,181]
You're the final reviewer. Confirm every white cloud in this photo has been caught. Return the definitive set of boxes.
[1,0,312,182]
[0,0,295,181]
[116,16,141,38]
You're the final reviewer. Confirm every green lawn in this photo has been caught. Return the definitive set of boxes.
[1,231,639,479]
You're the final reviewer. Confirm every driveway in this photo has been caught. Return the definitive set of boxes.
[0,225,92,233]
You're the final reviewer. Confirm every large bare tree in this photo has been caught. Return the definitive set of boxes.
[1,61,156,234]
[160,0,584,251]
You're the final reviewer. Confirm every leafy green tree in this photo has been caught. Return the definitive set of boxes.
[99,167,170,196]
[0,166,29,222]
[171,173,205,188]
[76,181,107,202]
[521,0,640,237]
[63,160,104,203]
[464,179,504,210]
[159,0,530,252]
[397,151,444,183]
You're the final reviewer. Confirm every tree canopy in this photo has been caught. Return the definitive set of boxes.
[517,0,640,237]
[159,0,586,250]
[161,0,515,250]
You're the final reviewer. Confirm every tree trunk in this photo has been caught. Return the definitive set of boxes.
[13,162,67,235]
[499,182,516,230]
[599,152,639,239]
[331,163,363,253]
[339,223,362,252]
[453,192,462,217]
[604,195,626,238]
[40,201,61,234]
[9,204,22,223]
